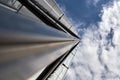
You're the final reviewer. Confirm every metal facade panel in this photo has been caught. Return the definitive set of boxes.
[0,5,78,80]
[0,0,80,80]
[47,64,68,80]
[19,6,41,22]
[0,41,76,80]
[0,0,22,9]
[70,27,78,35]
[36,0,62,19]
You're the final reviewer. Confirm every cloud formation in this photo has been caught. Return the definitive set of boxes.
[65,0,120,80]
[86,0,100,6]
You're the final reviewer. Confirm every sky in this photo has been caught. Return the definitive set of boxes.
[56,0,113,36]
[56,0,120,80]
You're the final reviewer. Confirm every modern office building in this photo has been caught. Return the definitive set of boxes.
[0,0,80,80]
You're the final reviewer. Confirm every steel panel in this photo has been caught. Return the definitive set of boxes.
[0,1,80,80]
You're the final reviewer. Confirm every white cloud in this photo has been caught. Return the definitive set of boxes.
[86,0,100,7]
[66,0,120,80]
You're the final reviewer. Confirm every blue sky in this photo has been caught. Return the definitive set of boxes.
[56,0,113,36]
[56,0,112,27]
[56,0,120,80]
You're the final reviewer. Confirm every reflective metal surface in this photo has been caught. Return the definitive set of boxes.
[46,44,79,80]
[0,0,22,9]
[0,0,80,80]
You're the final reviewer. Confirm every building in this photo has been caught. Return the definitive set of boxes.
[0,0,80,80]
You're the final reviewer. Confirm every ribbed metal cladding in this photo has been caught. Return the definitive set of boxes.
[17,0,79,38]
[35,0,78,37]
[0,0,80,80]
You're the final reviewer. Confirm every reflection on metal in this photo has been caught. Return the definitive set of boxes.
[37,42,79,80]
[0,0,22,10]
[0,0,80,80]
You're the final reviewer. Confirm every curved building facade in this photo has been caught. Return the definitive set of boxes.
[0,0,80,80]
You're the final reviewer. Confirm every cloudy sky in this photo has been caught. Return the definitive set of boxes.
[56,0,120,80]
